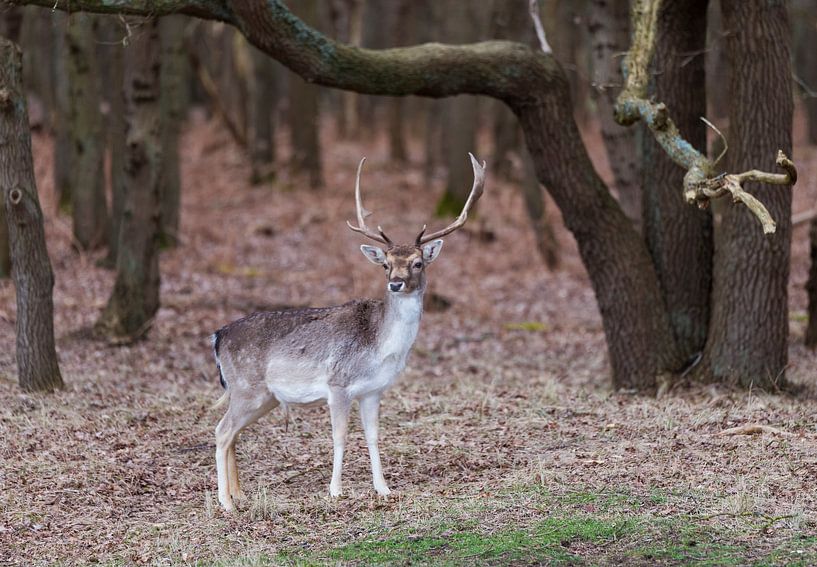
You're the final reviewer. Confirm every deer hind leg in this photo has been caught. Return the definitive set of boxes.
[215,391,278,511]
[360,394,390,496]
[328,391,352,497]
[227,445,243,500]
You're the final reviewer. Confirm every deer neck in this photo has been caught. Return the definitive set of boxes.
[378,284,425,360]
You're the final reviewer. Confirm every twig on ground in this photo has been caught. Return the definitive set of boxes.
[715,424,794,437]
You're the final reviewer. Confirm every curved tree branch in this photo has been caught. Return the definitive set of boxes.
[18,0,560,103]
[614,0,796,234]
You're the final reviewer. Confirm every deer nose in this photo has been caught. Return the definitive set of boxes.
[389,281,405,292]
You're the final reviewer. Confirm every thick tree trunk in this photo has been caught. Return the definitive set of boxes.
[248,44,277,184]
[0,38,63,392]
[589,0,642,228]
[159,15,189,247]
[701,0,793,388]
[97,19,162,338]
[641,0,712,361]
[521,150,560,270]
[512,83,682,388]
[66,12,109,250]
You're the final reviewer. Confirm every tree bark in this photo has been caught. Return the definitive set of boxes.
[159,15,189,247]
[641,0,712,361]
[701,0,793,388]
[97,18,162,338]
[588,0,642,228]
[0,37,64,392]
[521,150,559,270]
[66,12,109,250]
[0,7,19,278]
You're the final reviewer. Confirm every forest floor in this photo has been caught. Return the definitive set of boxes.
[1,109,817,566]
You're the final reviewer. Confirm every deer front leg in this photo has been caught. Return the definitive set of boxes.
[360,394,390,496]
[328,392,351,497]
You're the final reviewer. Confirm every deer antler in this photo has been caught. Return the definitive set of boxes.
[416,153,487,245]
[346,157,393,246]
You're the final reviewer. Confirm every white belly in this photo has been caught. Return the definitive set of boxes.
[264,357,330,405]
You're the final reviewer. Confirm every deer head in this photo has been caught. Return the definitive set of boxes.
[348,154,487,294]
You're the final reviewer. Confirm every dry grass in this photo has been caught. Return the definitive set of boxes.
[1,109,817,565]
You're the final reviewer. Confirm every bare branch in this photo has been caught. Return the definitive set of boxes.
[528,0,552,54]
[614,0,796,234]
[690,151,797,234]
[793,209,817,227]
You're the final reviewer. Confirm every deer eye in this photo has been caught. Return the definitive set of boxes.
[413,261,423,270]
[383,264,389,270]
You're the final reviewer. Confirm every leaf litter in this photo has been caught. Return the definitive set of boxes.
[0,108,816,564]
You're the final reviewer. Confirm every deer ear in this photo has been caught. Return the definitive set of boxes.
[422,239,444,264]
[360,245,387,265]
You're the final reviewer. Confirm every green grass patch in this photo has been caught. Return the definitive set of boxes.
[296,515,634,566]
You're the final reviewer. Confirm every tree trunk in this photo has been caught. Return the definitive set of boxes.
[705,1,730,122]
[0,11,12,277]
[51,11,72,212]
[512,84,682,389]
[792,0,817,145]
[588,0,642,228]
[66,12,109,250]
[159,15,189,247]
[102,18,126,268]
[437,2,479,216]
[0,37,63,392]
[341,0,363,139]
[387,0,409,162]
[97,18,162,338]
[248,43,277,184]
[287,0,323,188]
[641,0,712,361]
[806,217,817,347]
[521,150,560,270]
[701,0,793,388]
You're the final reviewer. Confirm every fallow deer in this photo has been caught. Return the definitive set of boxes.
[211,154,486,511]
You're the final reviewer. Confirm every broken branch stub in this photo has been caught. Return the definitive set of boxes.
[688,150,797,235]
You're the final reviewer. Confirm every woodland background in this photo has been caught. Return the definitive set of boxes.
[1,0,817,564]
